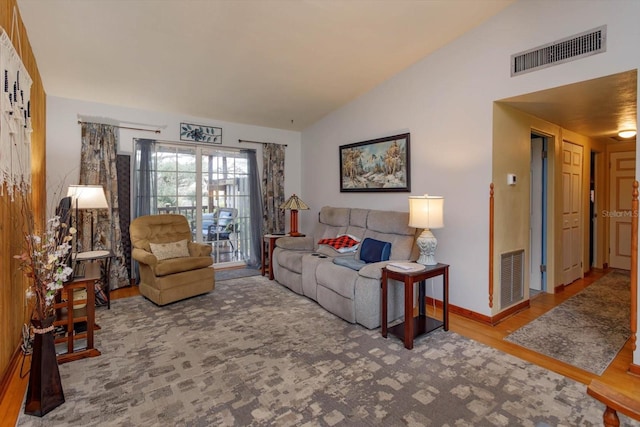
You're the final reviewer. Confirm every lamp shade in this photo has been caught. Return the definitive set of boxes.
[280,194,309,211]
[67,185,109,209]
[408,195,444,230]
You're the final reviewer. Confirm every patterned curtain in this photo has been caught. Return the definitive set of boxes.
[262,143,285,234]
[79,123,129,289]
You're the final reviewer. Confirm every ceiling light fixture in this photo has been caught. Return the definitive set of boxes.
[618,129,637,139]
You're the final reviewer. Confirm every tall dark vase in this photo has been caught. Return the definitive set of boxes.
[24,316,65,417]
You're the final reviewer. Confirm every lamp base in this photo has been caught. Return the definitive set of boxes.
[416,229,438,265]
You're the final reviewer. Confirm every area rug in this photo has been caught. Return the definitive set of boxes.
[505,270,631,375]
[215,266,261,281]
[17,276,637,426]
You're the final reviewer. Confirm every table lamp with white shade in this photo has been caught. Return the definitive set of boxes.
[408,195,444,265]
[67,184,109,251]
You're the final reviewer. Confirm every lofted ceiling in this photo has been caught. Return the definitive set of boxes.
[15,1,637,140]
[15,0,516,131]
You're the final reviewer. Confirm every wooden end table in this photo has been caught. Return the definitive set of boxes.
[261,234,285,280]
[381,262,449,349]
[74,249,114,309]
[53,263,102,363]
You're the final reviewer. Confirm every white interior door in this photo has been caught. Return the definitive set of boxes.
[609,151,636,270]
[562,141,583,285]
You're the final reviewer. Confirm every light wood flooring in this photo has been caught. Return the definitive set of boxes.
[1,269,639,425]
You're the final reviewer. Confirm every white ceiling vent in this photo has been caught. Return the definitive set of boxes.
[511,26,606,77]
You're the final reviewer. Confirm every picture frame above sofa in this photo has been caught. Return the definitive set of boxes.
[339,133,410,192]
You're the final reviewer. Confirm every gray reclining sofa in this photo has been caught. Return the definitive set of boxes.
[272,206,420,329]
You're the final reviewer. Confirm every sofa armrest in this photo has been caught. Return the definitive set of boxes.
[188,241,213,257]
[276,236,314,251]
[358,261,391,280]
[132,247,158,267]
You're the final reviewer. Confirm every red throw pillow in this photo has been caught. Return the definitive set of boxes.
[318,235,360,253]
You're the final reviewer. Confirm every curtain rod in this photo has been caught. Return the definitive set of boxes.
[78,120,161,134]
[133,137,255,153]
[238,139,288,147]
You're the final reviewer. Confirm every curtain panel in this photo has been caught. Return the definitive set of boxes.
[133,138,157,218]
[79,122,129,289]
[246,149,263,267]
[262,143,285,234]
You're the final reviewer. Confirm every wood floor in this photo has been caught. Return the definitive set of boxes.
[1,269,638,425]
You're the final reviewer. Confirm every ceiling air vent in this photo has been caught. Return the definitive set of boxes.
[511,25,606,77]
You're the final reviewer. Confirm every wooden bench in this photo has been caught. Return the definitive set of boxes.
[587,379,640,426]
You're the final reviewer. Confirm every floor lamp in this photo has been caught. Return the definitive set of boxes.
[67,185,109,252]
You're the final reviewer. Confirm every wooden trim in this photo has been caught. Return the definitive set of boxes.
[489,299,531,324]
[629,363,640,377]
[0,345,23,404]
[631,180,638,355]
[425,296,528,326]
[489,183,494,309]
[587,379,640,426]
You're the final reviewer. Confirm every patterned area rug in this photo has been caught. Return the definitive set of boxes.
[505,270,631,375]
[215,266,261,281]
[17,275,638,426]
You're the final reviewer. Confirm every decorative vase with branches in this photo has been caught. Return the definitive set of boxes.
[14,214,75,417]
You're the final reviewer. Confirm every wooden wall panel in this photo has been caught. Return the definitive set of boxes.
[0,0,46,387]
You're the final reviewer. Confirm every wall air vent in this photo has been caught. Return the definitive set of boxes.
[511,26,606,77]
[500,250,524,308]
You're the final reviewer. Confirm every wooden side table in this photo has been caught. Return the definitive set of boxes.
[74,249,114,309]
[261,234,285,280]
[381,262,449,349]
[53,263,101,363]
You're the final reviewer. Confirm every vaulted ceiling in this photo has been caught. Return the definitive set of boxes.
[16,0,514,131]
[15,1,637,141]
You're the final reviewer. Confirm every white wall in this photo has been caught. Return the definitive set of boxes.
[300,0,640,361]
[46,96,302,213]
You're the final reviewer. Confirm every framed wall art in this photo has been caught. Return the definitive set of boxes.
[339,133,410,192]
[180,122,222,144]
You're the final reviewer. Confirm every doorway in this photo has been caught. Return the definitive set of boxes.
[530,134,548,295]
[609,150,637,270]
[133,141,254,267]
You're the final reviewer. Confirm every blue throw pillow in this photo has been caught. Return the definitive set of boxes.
[359,238,391,263]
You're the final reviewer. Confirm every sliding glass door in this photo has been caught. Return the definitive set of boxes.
[134,141,252,266]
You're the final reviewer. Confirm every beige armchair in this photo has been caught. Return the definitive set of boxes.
[130,214,215,305]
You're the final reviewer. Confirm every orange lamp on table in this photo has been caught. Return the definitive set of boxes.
[280,194,309,237]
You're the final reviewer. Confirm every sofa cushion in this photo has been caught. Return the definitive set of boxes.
[277,249,306,274]
[319,206,351,227]
[359,238,391,263]
[332,256,366,271]
[316,262,358,299]
[367,209,413,235]
[149,239,190,260]
[318,234,360,253]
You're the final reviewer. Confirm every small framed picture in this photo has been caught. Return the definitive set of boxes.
[339,133,410,192]
[180,123,222,144]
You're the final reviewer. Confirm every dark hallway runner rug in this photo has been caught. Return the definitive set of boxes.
[505,270,631,375]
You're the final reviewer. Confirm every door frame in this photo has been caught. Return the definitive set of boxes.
[530,134,548,292]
